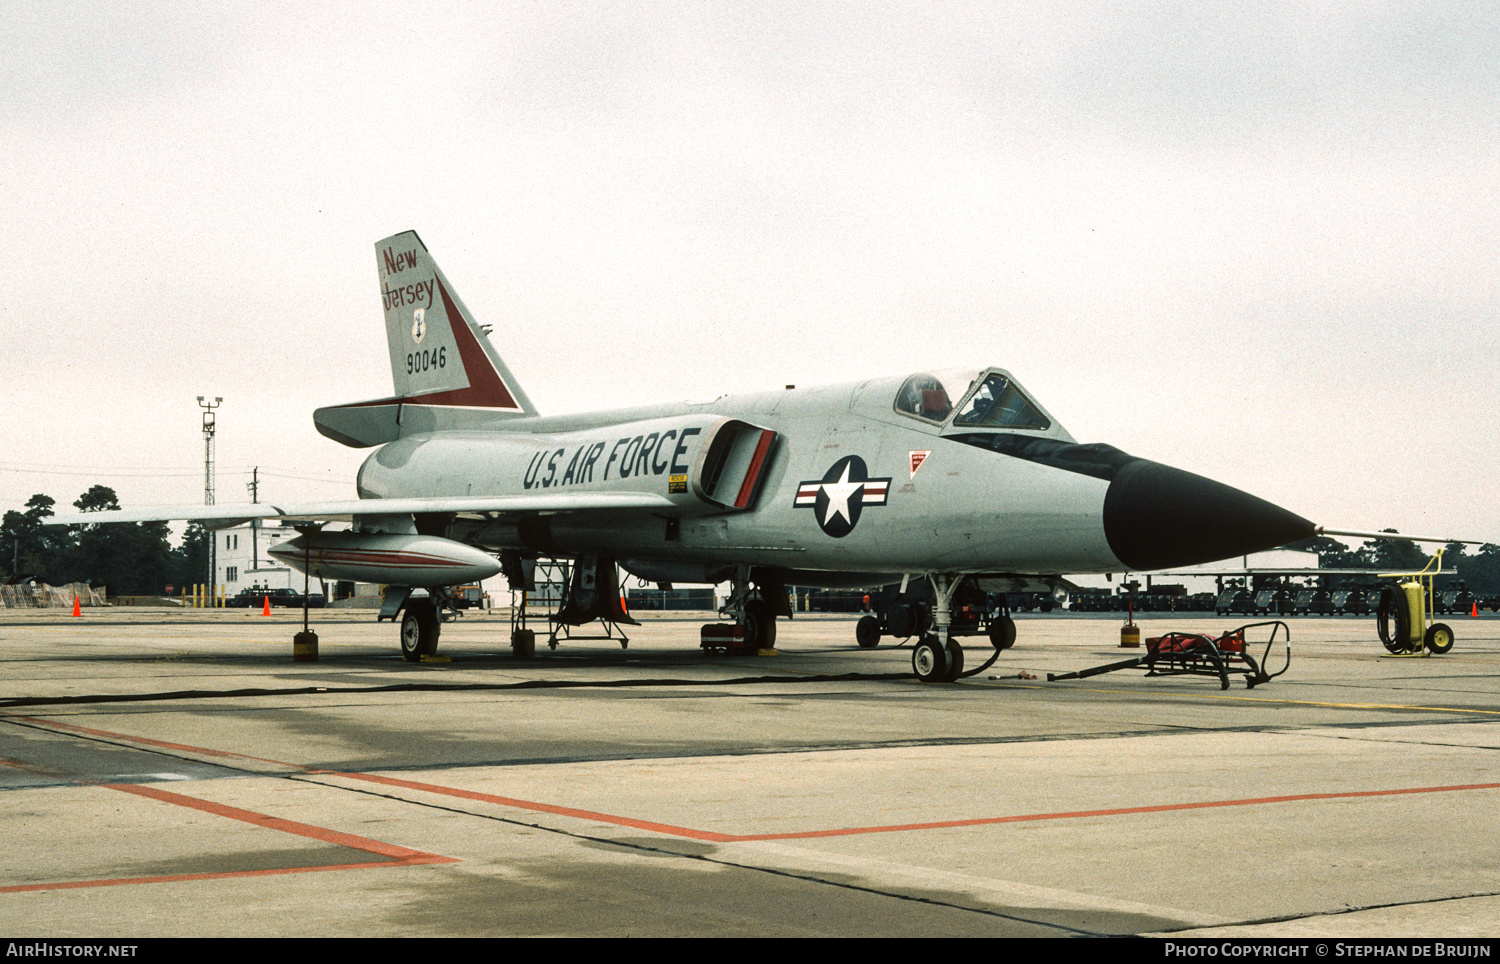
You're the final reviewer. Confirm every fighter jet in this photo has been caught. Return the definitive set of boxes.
[49,231,1318,681]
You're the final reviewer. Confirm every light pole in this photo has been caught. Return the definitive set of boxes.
[197,396,221,601]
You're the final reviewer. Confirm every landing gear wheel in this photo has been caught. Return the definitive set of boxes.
[856,615,882,649]
[1425,623,1455,654]
[911,635,948,683]
[400,601,440,661]
[743,599,777,651]
[942,639,965,682]
[988,614,1016,650]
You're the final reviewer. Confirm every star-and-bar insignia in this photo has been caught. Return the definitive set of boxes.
[794,455,891,538]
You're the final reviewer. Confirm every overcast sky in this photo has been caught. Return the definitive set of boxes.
[3,1,1496,548]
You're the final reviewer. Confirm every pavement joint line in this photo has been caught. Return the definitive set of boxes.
[733,838,1234,928]
[1001,681,1500,715]
[0,782,457,895]
[1148,888,1500,936]
[323,769,738,842]
[0,671,913,710]
[722,781,1500,840]
[296,771,1103,937]
[107,782,455,861]
[11,714,1500,847]
[5,714,294,768]
[0,860,445,895]
[317,769,1500,843]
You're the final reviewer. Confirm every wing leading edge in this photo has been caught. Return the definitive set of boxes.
[43,492,675,528]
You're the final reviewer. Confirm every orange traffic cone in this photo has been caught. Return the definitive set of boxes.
[72,595,81,617]
[262,595,272,616]
[1472,601,1479,618]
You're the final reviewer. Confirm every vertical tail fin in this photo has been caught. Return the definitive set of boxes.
[377,230,535,414]
[315,231,537,448]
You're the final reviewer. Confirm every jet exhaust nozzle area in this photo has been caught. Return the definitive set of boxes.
[1102,459,1315,571]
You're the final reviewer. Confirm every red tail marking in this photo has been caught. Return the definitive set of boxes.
[398,278,519,410]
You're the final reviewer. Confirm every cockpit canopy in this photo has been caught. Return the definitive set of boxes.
[894,371,962,421]
[894,369,1052,432]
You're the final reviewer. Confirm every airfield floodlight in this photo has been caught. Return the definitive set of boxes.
[198,395,223,597]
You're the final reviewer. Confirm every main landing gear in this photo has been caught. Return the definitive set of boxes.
[701,568,787,654]
[401,599,440,660]
[383,588,458,662]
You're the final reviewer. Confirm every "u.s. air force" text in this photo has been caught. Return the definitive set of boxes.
[523,429,700,490]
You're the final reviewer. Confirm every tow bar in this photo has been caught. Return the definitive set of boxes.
[1047,621,1291,691]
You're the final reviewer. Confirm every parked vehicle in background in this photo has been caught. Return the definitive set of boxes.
[1216,588,1255,616]
[1332,589,1372,616]
[450,584,488,610]
[1294,589,1336,615]
[227,586,326,609]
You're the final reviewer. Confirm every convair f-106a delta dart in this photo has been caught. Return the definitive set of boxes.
[53,230,1325,681]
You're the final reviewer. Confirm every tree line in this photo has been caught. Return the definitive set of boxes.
[5,485,1500,598]
[1286,534,1500,594]
[1,486,209,596]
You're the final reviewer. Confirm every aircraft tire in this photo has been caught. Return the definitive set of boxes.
[744,599,776,651]
[856,615,882,649]
[401,601,440,661]
[942,639,965,682]
[1425,623,1455,655]
[988,614,1017,650]
[911,635,947,682]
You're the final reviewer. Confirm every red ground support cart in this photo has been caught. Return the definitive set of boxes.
[1047,621,1291,690]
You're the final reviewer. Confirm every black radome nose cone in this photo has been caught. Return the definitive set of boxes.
[1103,460,1315,571]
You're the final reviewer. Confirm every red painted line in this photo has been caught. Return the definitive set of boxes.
[727,781,1500,841]
[9,716,292,768]
[734,429,776,509]
[105,783,451,861]
[19,718,1499,853]
[330,771,1500,844]
[0,859,440,895]
[327,770,739,843]
[0,783,457,894]
[307,551,467,565]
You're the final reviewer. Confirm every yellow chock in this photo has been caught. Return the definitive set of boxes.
[293,630,318,662]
